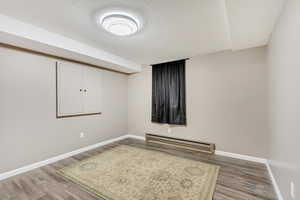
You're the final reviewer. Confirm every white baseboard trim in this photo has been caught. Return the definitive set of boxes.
[126,134,268,164]
[0,135,128,181]
[215,150,267,164]
[127,135,282,200]
[126,134,145,141]
[266,161,284,200]
[127,135,283,199]
[0,133,281,200]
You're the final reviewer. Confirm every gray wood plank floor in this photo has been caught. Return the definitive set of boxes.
[0,138,277,200]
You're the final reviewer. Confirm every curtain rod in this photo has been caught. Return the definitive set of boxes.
[150,58,190,66]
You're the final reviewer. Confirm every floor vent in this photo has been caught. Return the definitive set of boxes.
[145,134,215,154]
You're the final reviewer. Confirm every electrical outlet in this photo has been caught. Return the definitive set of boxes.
[291,182,295,199]
[80,132,85,138]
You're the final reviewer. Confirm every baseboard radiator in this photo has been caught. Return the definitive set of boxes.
[145,134,215,154]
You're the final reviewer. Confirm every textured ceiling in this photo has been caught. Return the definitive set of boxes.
[0,0,286,65]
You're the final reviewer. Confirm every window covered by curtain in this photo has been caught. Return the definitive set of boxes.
[151,59,186,125]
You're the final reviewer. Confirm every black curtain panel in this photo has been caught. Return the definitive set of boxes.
[151,59,186,125]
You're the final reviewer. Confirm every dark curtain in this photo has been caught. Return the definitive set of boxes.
[152,59,186,125]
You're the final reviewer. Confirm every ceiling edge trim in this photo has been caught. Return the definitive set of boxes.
[0,42,130,75]
[0,14,141,73]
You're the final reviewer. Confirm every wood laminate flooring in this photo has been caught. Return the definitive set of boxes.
[0,138,277,200]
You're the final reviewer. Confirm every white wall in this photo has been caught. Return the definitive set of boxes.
[0,47,128,173]
[268,0,300,199]
[128,47,269,158]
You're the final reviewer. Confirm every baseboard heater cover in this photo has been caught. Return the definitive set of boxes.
[145,134,215,154]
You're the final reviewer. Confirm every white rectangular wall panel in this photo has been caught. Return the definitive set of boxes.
[56,61,102,117]
[83,67,102,113]
[57,62,83,115]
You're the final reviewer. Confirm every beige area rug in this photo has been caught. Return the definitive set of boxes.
[59,145,220,200]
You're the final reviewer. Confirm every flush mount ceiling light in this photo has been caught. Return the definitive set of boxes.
[100,13,140,36]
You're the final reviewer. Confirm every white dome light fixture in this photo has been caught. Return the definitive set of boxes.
[100,13,140,36]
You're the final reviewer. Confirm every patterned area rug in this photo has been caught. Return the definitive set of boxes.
[59,145,220,200]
